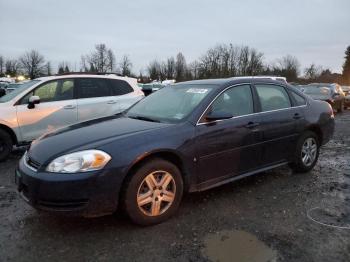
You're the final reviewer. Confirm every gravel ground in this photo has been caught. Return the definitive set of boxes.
[0,111,349,262]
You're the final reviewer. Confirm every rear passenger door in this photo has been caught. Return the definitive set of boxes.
[76,78,118,122]
[253,83,301,165]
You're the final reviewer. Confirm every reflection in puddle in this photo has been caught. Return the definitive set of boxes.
[202,230,277,262]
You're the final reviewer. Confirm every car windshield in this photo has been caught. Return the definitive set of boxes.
[126,84,216,123]
[0,80,40,103]
[304,85,331,95]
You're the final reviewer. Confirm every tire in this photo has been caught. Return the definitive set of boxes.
[290,131,320,173]
[337,101,344,113]
[122,158,183,226]
[0,129,13,162]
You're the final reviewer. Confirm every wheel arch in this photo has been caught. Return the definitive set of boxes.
[306,125,323,145]
[123,149,191,193]
[0,124,18,145]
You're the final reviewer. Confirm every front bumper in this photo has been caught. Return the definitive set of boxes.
[15,156,123,217]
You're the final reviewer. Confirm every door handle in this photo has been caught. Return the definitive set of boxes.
[63,105,76,109]
[245,122,260,129]
[293,113,301,120]
[107,100,117,104]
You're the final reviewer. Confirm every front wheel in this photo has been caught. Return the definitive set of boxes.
[0,129,13,162]
[290,131,320,173]
[122,158,183,226]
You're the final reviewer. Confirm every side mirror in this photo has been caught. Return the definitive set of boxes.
[28,96,40,109]
[205,111,233,122]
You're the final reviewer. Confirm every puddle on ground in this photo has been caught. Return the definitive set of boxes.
[202,230,277,262]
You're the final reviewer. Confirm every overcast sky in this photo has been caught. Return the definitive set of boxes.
[0,0,349,74]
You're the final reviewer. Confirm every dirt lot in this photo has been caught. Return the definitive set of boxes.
[0,111,349,262]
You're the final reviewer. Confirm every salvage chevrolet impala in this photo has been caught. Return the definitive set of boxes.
[16,77,335,225]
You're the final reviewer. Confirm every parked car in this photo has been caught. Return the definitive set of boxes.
[342,86,350,109]
[139,82,165,96]
[0,82,9,90]
[0,74,144,161]
[0,87,5,97]
[303,83,345,112]
[5,82,27,93]
[15,77,334,225]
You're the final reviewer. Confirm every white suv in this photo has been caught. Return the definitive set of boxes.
[0,74,144,161]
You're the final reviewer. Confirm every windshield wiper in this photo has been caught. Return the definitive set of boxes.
[128,115,161,123]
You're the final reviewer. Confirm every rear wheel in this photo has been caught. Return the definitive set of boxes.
[122,158,183,226]
[290,131,320,173]
[0,129,13,162]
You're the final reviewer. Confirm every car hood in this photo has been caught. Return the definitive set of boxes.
[28,115,170,164]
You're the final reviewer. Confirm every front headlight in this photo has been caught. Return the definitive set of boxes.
[46,150,111,173]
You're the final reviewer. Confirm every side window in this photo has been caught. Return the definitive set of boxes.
[20,79,74,104]
[110,79,134,95]
[255,84,291,112]
[209,85,254,117]
[290,91,306,106]
[77,78,111,99]
[34,81,58,103]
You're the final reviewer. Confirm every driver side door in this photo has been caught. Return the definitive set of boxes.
[16,79,78,142]
[195,84,263,187]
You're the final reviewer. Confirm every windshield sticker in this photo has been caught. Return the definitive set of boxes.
[186,88,208,94]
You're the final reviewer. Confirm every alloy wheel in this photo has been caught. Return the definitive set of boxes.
[301,137,317,167]
[137,171,176,216]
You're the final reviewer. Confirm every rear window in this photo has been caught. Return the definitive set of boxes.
[109,79,133,95]
[76,78,111,98]
[255,84,291,111]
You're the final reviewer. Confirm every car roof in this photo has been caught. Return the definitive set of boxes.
[34,74,139,89]
[36,74,135,81]
[176,76,287,87]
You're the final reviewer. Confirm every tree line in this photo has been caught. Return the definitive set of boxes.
[0,44,349,85]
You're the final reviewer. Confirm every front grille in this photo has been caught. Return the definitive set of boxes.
[25,153,41,171]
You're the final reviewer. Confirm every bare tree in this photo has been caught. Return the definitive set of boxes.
[304,64,322,80]
[120,55,132,76]
[19,50,45,79]
[196,44,264,79]
[147,60,162,80]
[5,59,20,77]
[0,55,4,76]
[107,49,116,72]
[57,62,70,74]
[272,55,300,82]
[165,57,176,79]
[175,52,187,81]
[80,55,89,72]
[83,44,116,73]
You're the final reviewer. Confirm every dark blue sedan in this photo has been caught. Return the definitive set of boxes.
[16,77,334,225]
